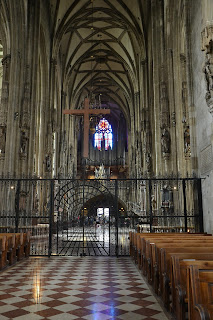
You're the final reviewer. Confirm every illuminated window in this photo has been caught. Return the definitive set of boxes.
[97,208,109,218]
[94,118,113,150]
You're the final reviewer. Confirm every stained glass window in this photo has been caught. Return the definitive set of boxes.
[94,118,113,150]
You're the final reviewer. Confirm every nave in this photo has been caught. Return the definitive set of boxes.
[53,226,131,257]
[0,256,171,320]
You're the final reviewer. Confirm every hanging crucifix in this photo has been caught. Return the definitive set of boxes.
[63,97,110,158]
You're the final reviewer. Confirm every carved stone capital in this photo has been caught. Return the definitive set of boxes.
[0,126,6,154]
[45,153,52,172]
[1,54,11,66]
[184,150,191,159]
[0,153,5,160]
[0,110,7,126]
[180,53,186,64]
[201,21,213,53]
[1,81,9,99]
[141,58,148,66]
[21,111,31,128]
[162,152,170,160]
[205,92,213,116]
[171,112,176,127]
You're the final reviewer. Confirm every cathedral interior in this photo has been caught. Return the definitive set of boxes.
[0,1,213,319]
[0,0,213,253]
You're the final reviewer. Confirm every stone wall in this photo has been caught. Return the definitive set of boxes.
[190,0,213,234]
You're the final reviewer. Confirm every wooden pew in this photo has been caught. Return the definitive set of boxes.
[0,232,30,271]
[16,232,31,259]
[150,239,213,290]
[0,233,16,265]
[129,231,133,257]
[130,232,212,278]
[130,232,213,319]
[187,266,213,320]
[23,231,31,257]
[143,237,213,284]
[160,247,213,309]
[139,233,210,276]
[0,235,7,270]
[131,232,210,265]
[14,233,24,261]
[172,257,213,320]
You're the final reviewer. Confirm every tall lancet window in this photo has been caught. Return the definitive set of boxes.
[94,118,113,151]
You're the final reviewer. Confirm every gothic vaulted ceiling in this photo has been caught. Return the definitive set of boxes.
[50,0,149,121]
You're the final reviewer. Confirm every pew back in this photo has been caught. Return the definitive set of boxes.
[187,266,213,320]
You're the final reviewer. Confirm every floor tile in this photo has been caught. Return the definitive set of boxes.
[116,303,143,312]
[82,313,112,320]
[49,314,78,320]
[117,312,147,319]
[0,305,18,313]
[2,308,30,319]
[13,314,43,320]
[0,257,170,320]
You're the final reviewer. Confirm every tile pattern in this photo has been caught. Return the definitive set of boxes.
[0,257,170,319]
[50,226,132,257]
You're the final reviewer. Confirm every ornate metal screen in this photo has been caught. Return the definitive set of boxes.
[0,177,203,256]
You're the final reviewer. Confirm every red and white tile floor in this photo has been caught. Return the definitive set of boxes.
[0,257,171,319]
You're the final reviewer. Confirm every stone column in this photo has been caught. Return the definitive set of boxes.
[0,55,10,174]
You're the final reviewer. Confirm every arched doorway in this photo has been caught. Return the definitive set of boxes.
[53,179,132,256]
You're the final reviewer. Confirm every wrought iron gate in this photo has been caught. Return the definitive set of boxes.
[0,177,204,257]
[53,179,135,256]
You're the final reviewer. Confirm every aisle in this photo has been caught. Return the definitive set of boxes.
[53,226,131,256]
[0,257,170,319]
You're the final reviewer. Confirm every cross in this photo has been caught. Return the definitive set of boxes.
[63,98,110,158]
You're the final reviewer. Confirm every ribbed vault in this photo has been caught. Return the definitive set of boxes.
[50,0,148,122]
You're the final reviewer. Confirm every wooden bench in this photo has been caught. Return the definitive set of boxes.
[150,239,213,290]
[130,233,212,277]
[0,233,16,265]
[0,235,7,270]
[0,232,30,271]
[129,231,138,262]
[187,266,213,320]
[131,232,209,260]
[139,234,211,276]
[171,257,213,320]
[160,247,213,309]
[143,237,213,284]
[23,231,31,257]
[130,232,213,319]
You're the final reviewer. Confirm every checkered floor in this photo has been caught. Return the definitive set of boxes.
[0,257,170,319]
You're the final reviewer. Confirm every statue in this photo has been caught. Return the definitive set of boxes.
[203,57,213,92]
[33,193,39,212]
[19,191,28,211]
[95,164,106,179]
[0,126,6,153]
[201,24,213,115]
[146,153,152,172]
[161,128,171,153]
[45,154,51,172]
[151,195,157,211]
[20,130,28,154]
[184,126,191,154]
